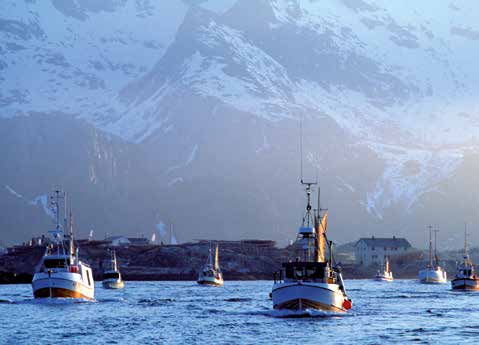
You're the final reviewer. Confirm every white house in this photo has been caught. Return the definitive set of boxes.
[105,236,150,247]
[354,236,412,266]
[105,236,131,247]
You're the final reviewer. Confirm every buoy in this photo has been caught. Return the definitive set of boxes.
[343,299,352,310]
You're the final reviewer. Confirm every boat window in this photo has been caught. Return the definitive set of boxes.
[87,271,91,286]
[44,259,70,268]
[285,266,325,280]
[104,272,120,279]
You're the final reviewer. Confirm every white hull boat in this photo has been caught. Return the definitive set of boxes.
[102,279,124,290]
[197,274,223,287]
[102,250,124,289]
[418,227,447,284]
[418,268,447,284]
[32,191,95,300]
[374,273,393,282]
[374,257,393,282]
[197,243,224,287]
[272,280,350,312]
[32,269,94,300]
[271,182,352,313]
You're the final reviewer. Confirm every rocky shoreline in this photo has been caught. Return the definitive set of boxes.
[0,240,443,284]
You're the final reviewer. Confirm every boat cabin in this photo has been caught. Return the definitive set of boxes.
[201,268,220,278]
[42,256,71,269]
[279,261,335,283]
[103,272,120,280]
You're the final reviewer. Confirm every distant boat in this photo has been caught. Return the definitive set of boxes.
[31,191,95,300]
[418,226,447,284]
[197,242,223,286]
[451,227,479,290]
[374,257,393,282]
[102,249,124,289]
[271,182,352,312]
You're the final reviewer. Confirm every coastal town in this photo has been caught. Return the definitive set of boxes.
[0,232,473,283]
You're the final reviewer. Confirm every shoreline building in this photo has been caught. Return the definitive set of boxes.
[354,236,412,266]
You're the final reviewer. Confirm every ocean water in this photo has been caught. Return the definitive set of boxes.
[0,280,478,344]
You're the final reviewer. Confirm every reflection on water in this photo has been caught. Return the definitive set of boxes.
[0,280,478,344]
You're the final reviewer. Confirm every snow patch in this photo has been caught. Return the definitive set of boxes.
[185,144,198,166]
[5,185,22,198]
[168,177,184,187]
[364,142,464,218]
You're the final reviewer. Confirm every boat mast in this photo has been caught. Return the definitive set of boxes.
[113,249,118,271]
[207,241,213,266]
[50,190,66,256]
[299,116,318,262]
[427,225,432,267]
[433,229,439,267]
[214,245,219,271]
[464,223,468,260]
[69,210,74,257]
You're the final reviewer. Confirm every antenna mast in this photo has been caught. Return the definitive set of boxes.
[464,223,469,258]
[427,225,432,267]
[300,116,303,183]
[433,228,439,266]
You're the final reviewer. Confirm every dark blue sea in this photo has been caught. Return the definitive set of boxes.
[0,280,478,344]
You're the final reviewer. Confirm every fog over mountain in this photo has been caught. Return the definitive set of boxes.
[1,0,479,248]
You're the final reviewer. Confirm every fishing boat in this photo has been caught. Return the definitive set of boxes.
[102,249,124,289]
[31,191,95,300]
[451,228,479,290]
[197,242,223,286]
[418,226,447,284]
[271,182,352,313]
[374,257,393,282]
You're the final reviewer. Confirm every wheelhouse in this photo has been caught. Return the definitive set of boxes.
[103,272,120,280]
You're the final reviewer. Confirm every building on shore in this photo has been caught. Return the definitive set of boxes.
[105,236,150,247]
[354,236,412,266]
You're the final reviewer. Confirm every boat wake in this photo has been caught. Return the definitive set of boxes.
[31,297,96,304]
[269,309,345,318]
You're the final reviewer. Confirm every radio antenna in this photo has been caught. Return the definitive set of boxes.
[300,116,303,184]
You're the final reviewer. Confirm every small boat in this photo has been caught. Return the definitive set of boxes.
[374,257,393,282]
[102,249,124,289]
[197,242,223,286]
[451,228,479,290]
[418,226,447,284]
[271,182,352,313]
[31,191,94,300]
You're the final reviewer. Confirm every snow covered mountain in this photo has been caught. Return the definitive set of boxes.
[1,0,479,246]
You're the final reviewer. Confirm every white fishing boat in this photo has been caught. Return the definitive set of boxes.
[451,228,479,290]
[418,226,447,284]
[102,249,124,289]
[374,257,393,282]
[197,243,223,286]
[271,182,352,313]
[31,191,95,300]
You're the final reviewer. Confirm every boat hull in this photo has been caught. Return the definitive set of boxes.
[418,268,447,284]
[197,277,223,286]
[374,276,393,282]
[451,278,479,290]
[272,282,348,312]
[102,279,124,289]
[32,272,94,300]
